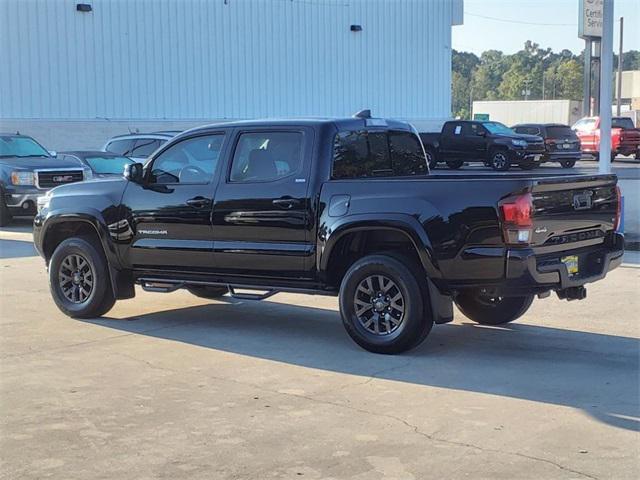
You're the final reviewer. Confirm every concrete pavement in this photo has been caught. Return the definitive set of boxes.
[0,231,638,479]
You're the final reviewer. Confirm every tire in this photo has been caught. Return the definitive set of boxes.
[49,236,115,318]
[424,147,438,170]
[187,286,228,299]
[446,159,464,169]
[339,254,433,354]
[560,159,576,168]
[489,150,511,171]
[0,195,12,227]
[454,290,534,326]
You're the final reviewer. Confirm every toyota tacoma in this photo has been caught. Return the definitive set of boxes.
[34,114,624,354]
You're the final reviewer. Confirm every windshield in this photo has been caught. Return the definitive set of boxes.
[85,156,133,175]
[0,136,49,158]
[612,117,635,129]
[482,122,515,135]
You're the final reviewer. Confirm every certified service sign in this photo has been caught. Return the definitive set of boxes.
[579,0,603,39]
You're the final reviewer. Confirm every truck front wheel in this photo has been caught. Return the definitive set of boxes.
[454,290,534,325]
[489,150,511,171]
[49,236,115,318]
[339,254,433,354]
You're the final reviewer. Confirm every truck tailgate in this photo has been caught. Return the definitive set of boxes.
[529,174,618,250]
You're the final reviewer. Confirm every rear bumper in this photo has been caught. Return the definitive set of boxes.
[504,232,624,292]
[543,151,581,162]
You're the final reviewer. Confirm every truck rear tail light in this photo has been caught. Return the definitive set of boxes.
[499,193,533,245]
[614,185,622,231]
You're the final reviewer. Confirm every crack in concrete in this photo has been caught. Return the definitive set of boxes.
[114,353,599,480]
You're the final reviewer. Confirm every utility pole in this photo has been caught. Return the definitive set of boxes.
[593,40,601,115]
[616,17,624,116]
[599,0,614,174]
[583,39,592,116]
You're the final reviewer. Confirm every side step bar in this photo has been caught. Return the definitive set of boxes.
[137,277,333,299]
[140,280,184,293]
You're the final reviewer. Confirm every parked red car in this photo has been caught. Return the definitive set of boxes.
[572,116,640,161]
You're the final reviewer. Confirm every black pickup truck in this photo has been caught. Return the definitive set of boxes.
[420,120,546,171]
[34,115,623,354]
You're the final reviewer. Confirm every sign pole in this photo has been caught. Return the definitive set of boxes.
[599,0,614,174]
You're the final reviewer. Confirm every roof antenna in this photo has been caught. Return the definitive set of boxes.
[353,109,371,119]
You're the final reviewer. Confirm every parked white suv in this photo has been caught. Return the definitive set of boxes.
[102,131,181,162]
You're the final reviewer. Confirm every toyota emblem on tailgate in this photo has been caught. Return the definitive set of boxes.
[53,175,73,182]
[572,191,593,210]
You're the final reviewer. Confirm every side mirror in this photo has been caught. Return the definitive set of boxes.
[477,131,486,137]
[124,162,144,183]
[49,150,57,157]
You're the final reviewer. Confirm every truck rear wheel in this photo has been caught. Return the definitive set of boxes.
[49,236,115,318]
[454,290,533,325]
[187,286,228,299]
[489,150,511,171]
[339,254,433,354]
[446,159,464,169]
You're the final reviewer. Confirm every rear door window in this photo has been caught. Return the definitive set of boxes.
[105,139,134,155]
[229,131,303,182]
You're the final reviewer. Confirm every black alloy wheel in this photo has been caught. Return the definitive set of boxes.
[339,254,434,354]
[58,253,94,303]
[353,275,405,336]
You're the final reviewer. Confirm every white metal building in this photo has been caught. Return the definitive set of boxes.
[472,100,583,127]
[0,0,463,150]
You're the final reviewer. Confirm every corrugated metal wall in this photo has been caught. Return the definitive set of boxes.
[1,0,458,121]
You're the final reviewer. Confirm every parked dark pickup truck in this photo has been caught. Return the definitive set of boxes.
[420,120,546,171]
[1,133,89,226]
[34,115,623,354]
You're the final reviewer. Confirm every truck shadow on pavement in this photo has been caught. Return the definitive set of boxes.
[86,297,639,432]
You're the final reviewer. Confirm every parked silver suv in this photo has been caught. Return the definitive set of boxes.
[102,131,181,162]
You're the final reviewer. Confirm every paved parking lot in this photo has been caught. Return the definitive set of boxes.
[0,223,639,479]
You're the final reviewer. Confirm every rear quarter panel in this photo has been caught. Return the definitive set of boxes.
[318,176,533,283]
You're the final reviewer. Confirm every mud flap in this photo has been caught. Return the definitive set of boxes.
[427,278,454,324]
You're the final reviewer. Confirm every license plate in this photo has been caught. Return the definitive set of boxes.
[534,154,541,162]
[561,255,579,276]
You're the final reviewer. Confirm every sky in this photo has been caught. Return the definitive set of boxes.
[452,0,639,56]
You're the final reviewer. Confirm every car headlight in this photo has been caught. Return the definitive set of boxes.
[83,168,93,180]
[11,171,36,185]
[37,193,51,213]
[512,139,528,148]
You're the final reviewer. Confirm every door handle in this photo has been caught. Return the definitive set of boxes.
[186,197,210,208]
[272,197,301,209]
